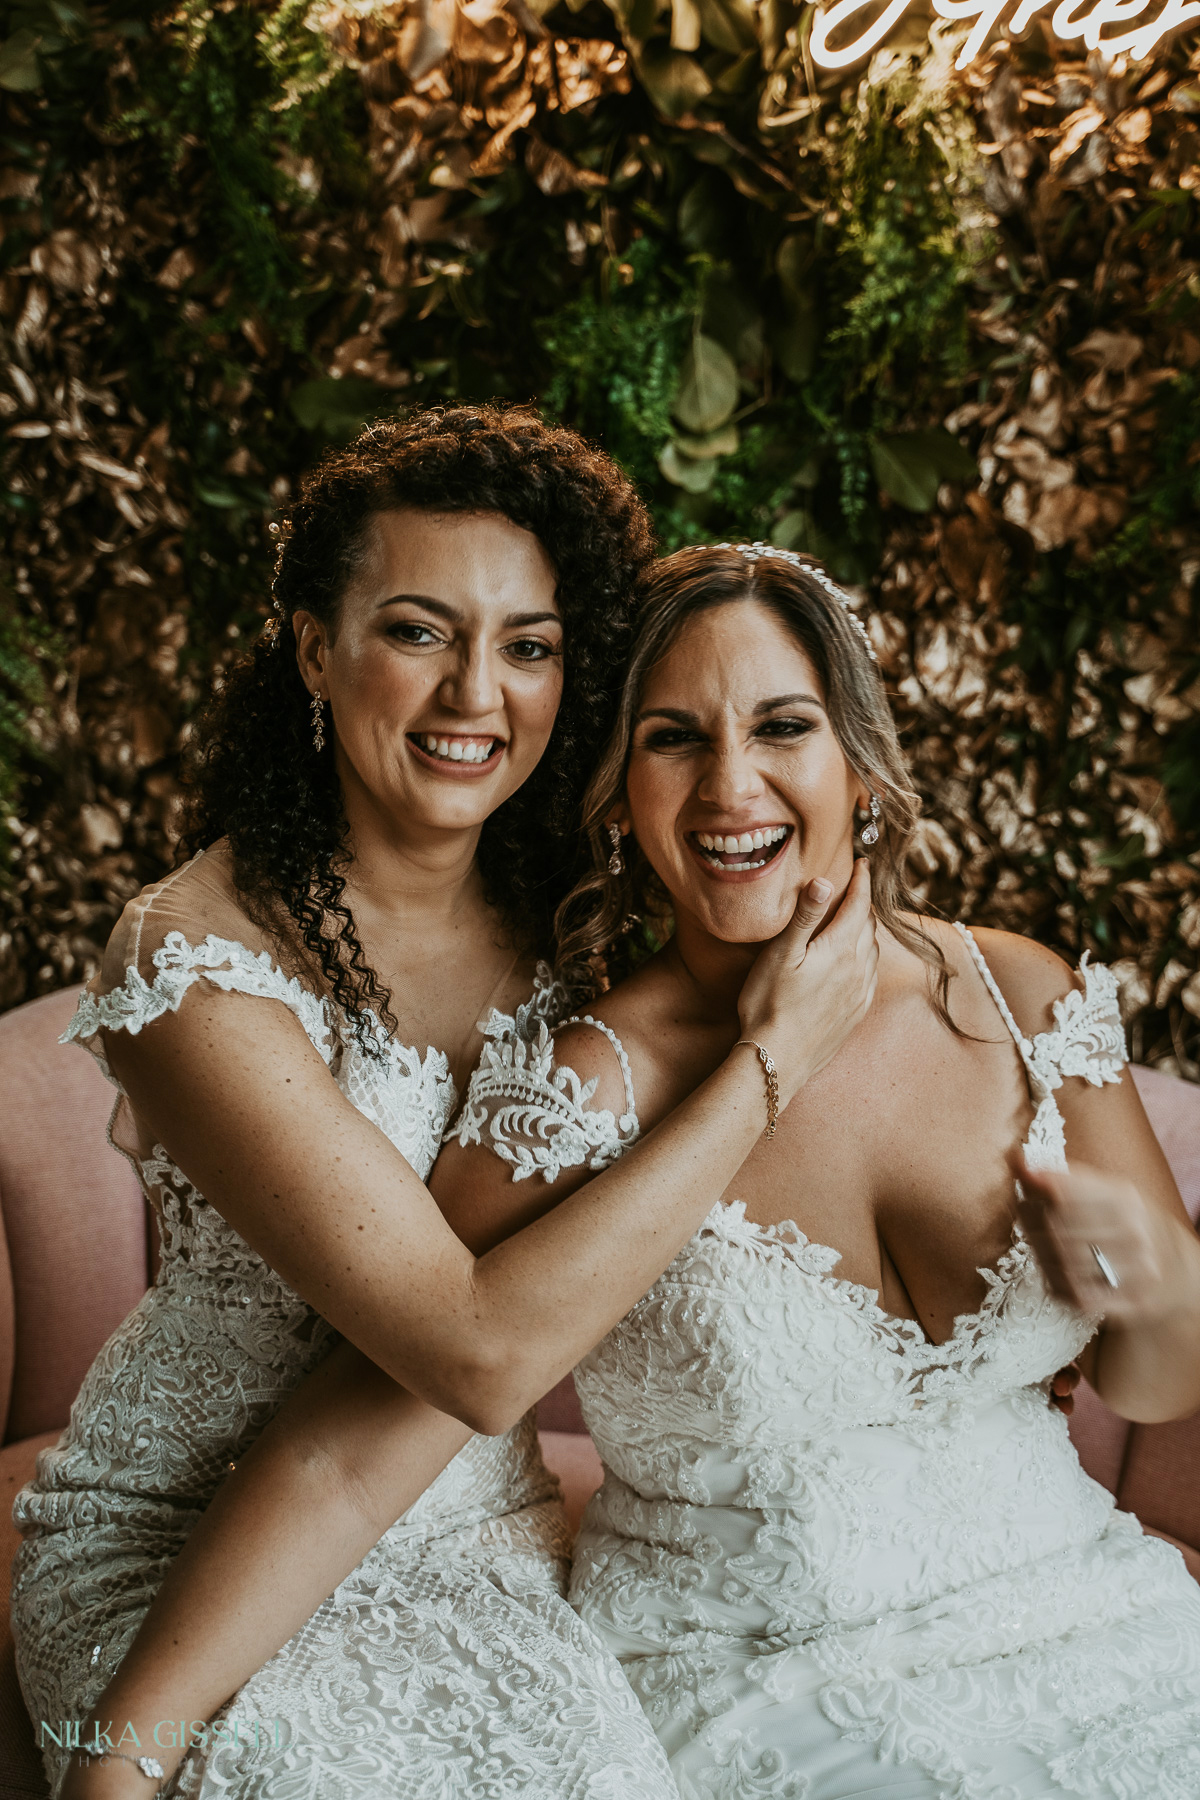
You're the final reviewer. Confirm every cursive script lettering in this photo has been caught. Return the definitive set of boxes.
[809,0,1200,67]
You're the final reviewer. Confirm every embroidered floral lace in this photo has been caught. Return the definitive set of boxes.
[452,930,1200,1799]
[11,848,676,1800]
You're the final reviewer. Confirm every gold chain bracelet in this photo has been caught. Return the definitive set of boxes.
[735,1039,779,1138]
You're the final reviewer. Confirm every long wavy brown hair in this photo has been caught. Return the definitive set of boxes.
[554,544,958,1023]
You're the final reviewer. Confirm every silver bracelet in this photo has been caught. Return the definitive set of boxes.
[73,1748,165,1782]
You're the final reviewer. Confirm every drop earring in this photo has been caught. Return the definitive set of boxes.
[607,822,624,876]
[311,693,326,753]
[860,794,881,847]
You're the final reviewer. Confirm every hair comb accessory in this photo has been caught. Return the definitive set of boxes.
[714,541,878,663]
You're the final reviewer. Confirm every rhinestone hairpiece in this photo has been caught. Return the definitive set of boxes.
[715,541,878,663]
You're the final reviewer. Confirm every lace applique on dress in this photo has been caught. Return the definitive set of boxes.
[450,1000,640,1183]
[18,922,678,1800]
[454,934,1199,1800]
[953,924,1126,1170]
[65,930,333,1067]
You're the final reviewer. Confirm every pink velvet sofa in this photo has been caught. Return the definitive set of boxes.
[2,987,1199,1796]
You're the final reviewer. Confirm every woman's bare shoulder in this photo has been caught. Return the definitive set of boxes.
[955,922,1083,1039]
[561,950,677,1050]
[99,841,298,991]
[546,952,679,1114]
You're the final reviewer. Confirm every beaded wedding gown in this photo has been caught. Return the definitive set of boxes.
[11,846,677,1800]
[455,925,1200,1799]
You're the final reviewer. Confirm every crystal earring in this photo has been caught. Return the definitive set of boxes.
[607,822,624,876]
[860,794,881,847]
[311,693,326,753]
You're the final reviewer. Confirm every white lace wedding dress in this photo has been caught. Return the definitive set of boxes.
[11,847,677,1800]
[454,926,1200,1799]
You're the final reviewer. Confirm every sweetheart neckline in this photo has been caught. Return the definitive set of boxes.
[676,967,1103,1359]
[691,1200,1060,1361]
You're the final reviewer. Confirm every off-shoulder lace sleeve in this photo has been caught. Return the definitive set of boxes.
[955,925,1128,1173]
[954,926,1126,1100]
[449,1006,640,1184]
[63,931,332,1068]
[1025,955,1126,1093]
[63,849,335,1083]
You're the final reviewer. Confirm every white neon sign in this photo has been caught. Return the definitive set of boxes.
[809,0,1200,67]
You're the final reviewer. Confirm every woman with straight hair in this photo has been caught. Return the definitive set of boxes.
[22,428,877,1800]
[54,537,1200,1797]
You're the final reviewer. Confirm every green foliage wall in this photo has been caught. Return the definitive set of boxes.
[2,0,1199,1072]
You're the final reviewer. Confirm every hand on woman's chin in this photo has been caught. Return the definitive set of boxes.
[699,888,804,947]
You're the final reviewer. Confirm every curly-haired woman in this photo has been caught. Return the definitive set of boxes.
[18,411,876,1800]
[55,538,1200,1798]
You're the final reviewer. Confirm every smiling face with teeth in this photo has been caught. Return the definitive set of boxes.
[620,599,869,948]
[294,509,564,857]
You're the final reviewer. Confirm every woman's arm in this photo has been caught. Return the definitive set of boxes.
[62,1342,472,1798]
[103,867,877,1434]
[975,929,1200,1423]
[65,1016,687,1793]
[65,869,877,1796]
[66,998,703,1796]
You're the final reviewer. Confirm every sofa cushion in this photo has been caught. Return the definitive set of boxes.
[0,989,148,1445]
[536,1374,586,1436]
[1131,1064,1200,1223]
[1118,1408,1200,1579]
[0,1431,58,1797]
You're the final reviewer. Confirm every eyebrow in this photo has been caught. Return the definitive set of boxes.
[377,594,561,629]
[635,692,825,725]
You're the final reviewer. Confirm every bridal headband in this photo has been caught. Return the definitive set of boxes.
[714,541,879,664]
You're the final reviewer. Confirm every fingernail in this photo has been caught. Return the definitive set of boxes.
[811,879,832,903]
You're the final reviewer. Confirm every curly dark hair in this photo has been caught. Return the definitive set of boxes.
[180,403,655,1052]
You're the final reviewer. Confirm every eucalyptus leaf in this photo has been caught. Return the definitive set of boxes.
[776,233,816,299]
[874,433,978,518]
[290,376,384,437]
[702,273,761,360]
[870,429,977,513]
[659,440,720,492]
[714,49,760,94]
[770,296,818,383]
[674,423,739,458]
[679,172,732,255]
[613,0,658,38]
[674,334,738,433]
[193,480,241,509]
[635,43,712,118]
[0,29,44,91]
[773,508,836,561]
[902,428,977,483]
[670,0,702,52]
[870,437,939,512]
[696,0,759,53]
